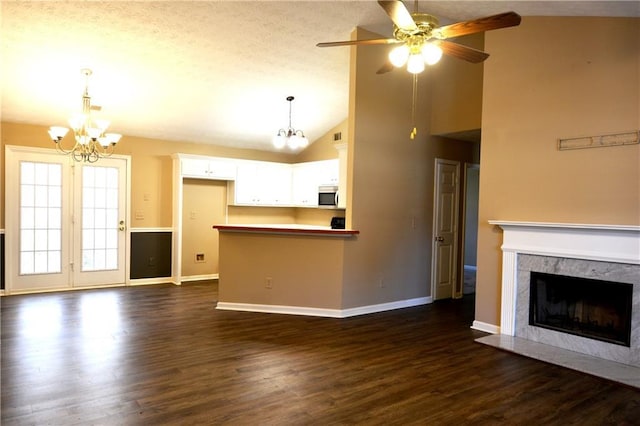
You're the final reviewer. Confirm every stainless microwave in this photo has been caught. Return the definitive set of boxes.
[318,185,339,208]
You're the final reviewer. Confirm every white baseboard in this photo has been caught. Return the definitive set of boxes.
[128,277,174,286]
[216,296,432,318]
[341,297,432,317]
[471,320,500,334]
[181,274,219,282]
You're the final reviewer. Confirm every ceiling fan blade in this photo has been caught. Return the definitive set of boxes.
[317,38,400,48]
[437,40,490,63]
[376,61,395,75]
[378,0,418,32]
[437,11,521,39]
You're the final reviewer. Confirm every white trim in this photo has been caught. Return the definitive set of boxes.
[490,220,640,341]
[0,229,5,234]
[216,297,432,318]
[5,283,126,295]
[128,277,174,286]
[130,227,173,233]
[181,273,218,282]
[471,320,500,334]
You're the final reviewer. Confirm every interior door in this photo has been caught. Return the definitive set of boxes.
[5,146,128,293]
[431,159,460,300]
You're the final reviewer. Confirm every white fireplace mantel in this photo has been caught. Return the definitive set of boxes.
[489,221,640,335]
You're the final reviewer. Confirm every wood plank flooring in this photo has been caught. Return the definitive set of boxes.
[2,281,638,425]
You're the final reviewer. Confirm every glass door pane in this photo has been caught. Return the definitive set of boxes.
[81,165,120,272]
[19,161,62,275]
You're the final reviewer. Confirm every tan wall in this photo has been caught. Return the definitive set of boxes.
[342,28,477,308]
[430,33,485,135]
[476,17,640,327]
[181,179,226,277]
[218,232,345,308]
[295,119,347,163]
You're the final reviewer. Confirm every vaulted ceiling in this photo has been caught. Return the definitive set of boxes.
[2,1,638,152]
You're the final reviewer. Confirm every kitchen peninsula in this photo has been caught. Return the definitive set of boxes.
[213,224,359,317]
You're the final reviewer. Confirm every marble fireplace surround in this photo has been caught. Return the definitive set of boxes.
[477,221,640,388]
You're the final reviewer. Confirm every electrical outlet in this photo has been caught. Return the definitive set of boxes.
[378,276,384,288]
[195,253,205,263]
[148,256,155,266]
[265,277,273,289]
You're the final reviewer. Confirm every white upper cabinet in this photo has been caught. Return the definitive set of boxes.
[291,163,319,207]
[291,159,339,207]
[234,161,292,206]
[181,156,236,180]
[175,153,341,208]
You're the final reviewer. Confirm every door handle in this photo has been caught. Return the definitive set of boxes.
[119,220,126,231]
[435,236,444,242]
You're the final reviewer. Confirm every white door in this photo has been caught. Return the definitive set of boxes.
[73,158,127,287]
[5,146,129,293]
[431,159,460,300]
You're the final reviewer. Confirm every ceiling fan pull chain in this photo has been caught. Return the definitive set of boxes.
[410,73,418,140]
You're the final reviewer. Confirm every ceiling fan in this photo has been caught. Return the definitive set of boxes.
[317,0,521,74]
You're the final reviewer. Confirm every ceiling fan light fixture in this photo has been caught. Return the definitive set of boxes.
[389,44,410,67]
[422,42,443,65]
[407,52,425,74]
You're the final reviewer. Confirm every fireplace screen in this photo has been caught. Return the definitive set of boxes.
[529,272,633,347]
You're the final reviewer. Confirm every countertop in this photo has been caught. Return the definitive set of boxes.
[213,224,359,237]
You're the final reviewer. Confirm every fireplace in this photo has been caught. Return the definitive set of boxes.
[476,221,640,387]
[529,272,633,347]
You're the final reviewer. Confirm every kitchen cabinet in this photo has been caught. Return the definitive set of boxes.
[291,163,319,207]
[233,161,292,206]
[291,159,339,207]
[181,156,236,180]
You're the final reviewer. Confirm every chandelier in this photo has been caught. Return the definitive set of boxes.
[273,96,309,150]
[48,69,121,163]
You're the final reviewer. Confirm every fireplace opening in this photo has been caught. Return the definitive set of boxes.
[529,272,633,347]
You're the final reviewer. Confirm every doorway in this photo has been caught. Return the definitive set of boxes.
[431,159,460,301]
[5,146,130,294]
[461,163,479,295]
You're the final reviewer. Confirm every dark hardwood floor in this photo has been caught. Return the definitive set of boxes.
[2,281,638,425]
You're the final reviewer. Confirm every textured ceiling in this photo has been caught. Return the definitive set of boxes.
[2,1,638,152]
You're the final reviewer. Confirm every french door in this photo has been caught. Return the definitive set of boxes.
[5,146,129,293]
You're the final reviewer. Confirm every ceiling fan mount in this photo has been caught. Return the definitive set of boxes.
[392,12,439,41]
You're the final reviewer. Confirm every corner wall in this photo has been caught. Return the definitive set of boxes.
[476,17,640,328]
[342,28,477,308]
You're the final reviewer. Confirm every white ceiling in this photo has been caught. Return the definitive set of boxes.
[2,1,638,152]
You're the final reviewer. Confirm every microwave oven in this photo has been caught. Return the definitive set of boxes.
[318,185,339,208]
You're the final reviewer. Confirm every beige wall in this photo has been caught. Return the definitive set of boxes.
[430,33,485,136]
[181,179,227,277]
[342,28,477,308]
[476,17,640,327]
[294,119,347,163]
[218,232,345,308]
